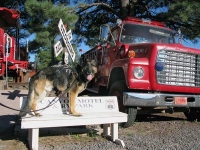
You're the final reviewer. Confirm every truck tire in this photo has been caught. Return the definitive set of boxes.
[108,80,137,128]
[184,108,200,121]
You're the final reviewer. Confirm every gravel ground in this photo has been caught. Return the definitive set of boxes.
[1,112,200,150]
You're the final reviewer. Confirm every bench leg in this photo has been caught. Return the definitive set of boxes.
[103,124,110,136]
[28,128,39,150]
[111,123,125,148]
[111,123,118,141]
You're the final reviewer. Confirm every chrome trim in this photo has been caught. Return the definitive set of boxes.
[123,92,200,107]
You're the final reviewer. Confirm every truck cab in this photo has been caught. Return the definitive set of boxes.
[82,17,200,128]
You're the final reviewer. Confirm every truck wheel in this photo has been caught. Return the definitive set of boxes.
[184,108,200,121]
[108,80,137,128]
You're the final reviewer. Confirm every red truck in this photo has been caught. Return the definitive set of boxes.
[81,17,200,127]
[0,7,35,86]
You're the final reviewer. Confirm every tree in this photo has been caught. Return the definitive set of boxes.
[159,1,200,43]
[73,0,200,45]
[25,0,79,67]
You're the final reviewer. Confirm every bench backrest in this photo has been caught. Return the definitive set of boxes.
[20,96,119,115]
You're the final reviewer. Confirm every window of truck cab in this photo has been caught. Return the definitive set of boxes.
[120,23,174,44]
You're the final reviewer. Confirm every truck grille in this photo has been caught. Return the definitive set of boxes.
[156,49,200,87]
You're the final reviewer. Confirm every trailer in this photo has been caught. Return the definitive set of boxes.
[0,7,35,89]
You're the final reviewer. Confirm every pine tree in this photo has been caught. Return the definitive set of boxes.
[25,0,78,67]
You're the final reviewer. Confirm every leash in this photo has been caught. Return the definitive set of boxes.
[0,78,78,113]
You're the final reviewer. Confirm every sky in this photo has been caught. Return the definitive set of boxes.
[182,40,200,49]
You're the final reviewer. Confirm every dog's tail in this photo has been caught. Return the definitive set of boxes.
[19,79,34,117]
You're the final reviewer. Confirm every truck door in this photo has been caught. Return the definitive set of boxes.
[100,28,119,84]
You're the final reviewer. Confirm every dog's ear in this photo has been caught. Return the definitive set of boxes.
[75,63,82,73]
[79,55,87,66]
[90,59,97,66]
[91,56,98,66]
[79,55,85,66]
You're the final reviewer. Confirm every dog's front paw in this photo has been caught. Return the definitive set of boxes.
[35,113,42,117]
[72,112,82,117]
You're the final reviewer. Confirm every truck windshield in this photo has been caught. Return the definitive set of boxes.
[120,23,174,44]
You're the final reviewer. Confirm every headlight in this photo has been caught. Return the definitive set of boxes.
[133,66,144,79]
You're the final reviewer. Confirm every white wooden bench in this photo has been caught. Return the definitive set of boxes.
[20,96,127,150]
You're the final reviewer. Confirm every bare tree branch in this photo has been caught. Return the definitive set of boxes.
[68,2,117,14]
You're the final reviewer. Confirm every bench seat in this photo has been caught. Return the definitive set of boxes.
[21,112,127,128]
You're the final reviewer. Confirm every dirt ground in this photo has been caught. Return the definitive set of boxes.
[0,112,190,150]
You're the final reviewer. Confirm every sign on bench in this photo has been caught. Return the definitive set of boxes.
[20,96,119,115]
[20,96,127,150]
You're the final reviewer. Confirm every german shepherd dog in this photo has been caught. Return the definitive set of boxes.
[19,59,97,117]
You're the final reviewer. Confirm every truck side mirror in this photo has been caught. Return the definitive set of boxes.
[99,24,110,42]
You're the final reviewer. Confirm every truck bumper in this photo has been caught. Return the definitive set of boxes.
[123,92,200,107]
